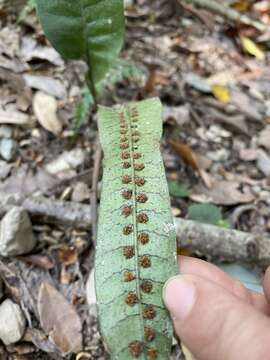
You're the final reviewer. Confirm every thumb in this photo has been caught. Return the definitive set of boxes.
[163,275,270,360]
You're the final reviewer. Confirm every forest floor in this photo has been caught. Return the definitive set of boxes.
[0,0,269,359]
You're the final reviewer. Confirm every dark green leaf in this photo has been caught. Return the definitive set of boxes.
[188,203,222,225]
[36,0,125,91]
[168,181,191,198]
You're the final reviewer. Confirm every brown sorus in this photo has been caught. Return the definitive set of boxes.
[137,213,149,223]
[123,224,133,235]
[120,123,127,128]
[120,136,128,142]
[132,117,138,122]
[135,177,146,186]
[123,245,135,259]
[138,232,150,245]
[120,129,128,134]
[147,348,158,359]
[122,189,132,200]
[144,326,155,342]
[139,255,151,268]
[122,175,132,184]
[125,291,139,306]
[140,280,153,293]
[136,193,148,203]
[129,341,143,358]
[120,143,129,150]
[134,163,145,171]
[143,305,156,319]
[133,136,140,143]
[121,151,130,159]
[123,162,131,169]
[132,130,140,136]
[122,205,133,217]
[123,271,136,282]
[133,153,142,159]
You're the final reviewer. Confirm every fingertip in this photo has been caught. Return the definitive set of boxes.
[163,275,196,321]
[263,266,270,304]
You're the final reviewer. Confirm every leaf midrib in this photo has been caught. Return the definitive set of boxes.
[127,105,146,359]
[78,0,96,94]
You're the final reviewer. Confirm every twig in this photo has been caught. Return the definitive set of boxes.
[1,193,269,267]
[177,0,268,32]
[90,144,102,246]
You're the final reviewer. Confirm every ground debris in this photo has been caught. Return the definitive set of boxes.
[38,282,83,355]
[0,0,269,358]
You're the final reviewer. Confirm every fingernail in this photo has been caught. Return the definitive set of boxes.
[163,276,196,321]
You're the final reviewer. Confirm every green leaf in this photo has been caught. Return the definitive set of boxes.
[72,85,94,131]
[36,0,125,92]
[95,98,178,359]
[168,181,191,198]
[188,203,222,225]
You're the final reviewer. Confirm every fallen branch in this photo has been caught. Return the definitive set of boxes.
[175,219,270,268]
[178,0,268,32]
[0,193,92,229]
[0,193,269,267]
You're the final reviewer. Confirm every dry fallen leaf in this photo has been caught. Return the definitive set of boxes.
[38,282,82,354]
[191,180,254,205]
[0,164,58,197]
[59,246,77,266]
[240,36,265,60]
[232,0,250,11]
[257,150,270,176]
[169,140,199,170]
[0,109,31,126]
[211,84,230,104]
[24,75,66,99]
[239,148,258,161]
[17,255,54,270]
[169,140,212,188]
[33,92,62,136]
[258,125,270,150]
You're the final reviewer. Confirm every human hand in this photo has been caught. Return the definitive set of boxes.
[163,256,270,360]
